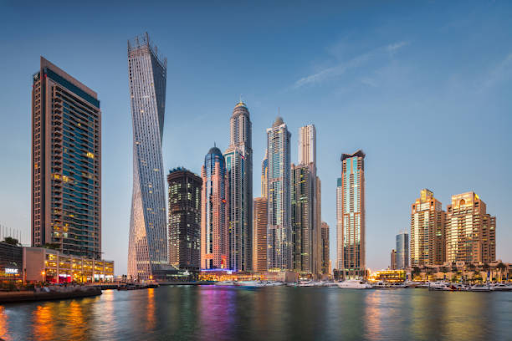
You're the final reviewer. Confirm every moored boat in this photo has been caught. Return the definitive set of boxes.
[337,280,373,289]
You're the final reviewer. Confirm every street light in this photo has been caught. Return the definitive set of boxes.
[41,271,46,283]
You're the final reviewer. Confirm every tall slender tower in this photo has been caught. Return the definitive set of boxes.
[445,192,496,264]
[261,150,268,199]
[201,146,229,269]
[291,163,315,273]
[31,57,101,259]
[298,125,316,166]
[292,125,320,276]
[267,117,292,270]
[410,189,445,266]
[127,33,168,281]
[336,178,342,270]
[340,150,366,279]
[224,100,253,272]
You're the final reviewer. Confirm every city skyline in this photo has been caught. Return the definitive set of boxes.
[1,2,512,275]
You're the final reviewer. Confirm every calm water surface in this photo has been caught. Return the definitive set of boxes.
[1,286,511,340]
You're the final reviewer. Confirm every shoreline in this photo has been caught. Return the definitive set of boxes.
[0,287,102,304]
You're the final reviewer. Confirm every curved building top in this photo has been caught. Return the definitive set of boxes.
[232,100,250,117]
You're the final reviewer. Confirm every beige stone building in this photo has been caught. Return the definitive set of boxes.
[410,189,446,266]
[446,192,496,264]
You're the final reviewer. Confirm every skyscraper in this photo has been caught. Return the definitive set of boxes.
[321,222,330,275]
[224,100,253,272]
[267,117,292,270]
[291,163,315,273]
[298,125,316,166]
[201,146,229,269]
[127,33,168,281]
[253,197,268,273]
[396,231,409,269]
[445,192,496,264]
[291,124,321,276]
[390,249,397,270]
[336,178,342,270]
[410,189,445,266]
[340,150,366,279]
[261,150,268,199]
[31,57,101,259]
[167,168,202,271]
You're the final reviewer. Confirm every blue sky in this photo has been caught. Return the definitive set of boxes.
[0,1,511,275]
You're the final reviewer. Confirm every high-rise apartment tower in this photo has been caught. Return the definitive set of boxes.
[224,100,253,272]
[31,57,101,259]
[266,117,292,270]
[340,150,366,279]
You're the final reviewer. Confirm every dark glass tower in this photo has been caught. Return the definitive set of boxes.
[167,168,202,271]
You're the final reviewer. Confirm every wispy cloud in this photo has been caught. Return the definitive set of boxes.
[360,77,378,87]
[386,41,409,55]
[293,41,410,89]
[481,53,512,90]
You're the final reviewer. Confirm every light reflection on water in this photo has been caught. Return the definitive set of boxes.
[1,287,511,341]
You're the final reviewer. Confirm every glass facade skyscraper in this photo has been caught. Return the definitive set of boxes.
[266,117,292,270]
[167,168,202,271]
[396,231,409,269]
[31,57,101,259]
[336,177,343,270]
[291,163,315,274]
[340,150,366,279]
[127,33,168,281]
[224,100,253,272]
[201,146,229,269]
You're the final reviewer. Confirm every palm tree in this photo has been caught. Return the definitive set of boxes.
[497,262,507,282]
[483,263,490,282]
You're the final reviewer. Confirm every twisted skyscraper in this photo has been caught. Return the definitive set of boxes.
[127,33,168,281]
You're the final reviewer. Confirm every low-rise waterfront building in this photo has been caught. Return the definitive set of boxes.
[0,242,23,283]
[368,269,406,283]
[23,247,114,283]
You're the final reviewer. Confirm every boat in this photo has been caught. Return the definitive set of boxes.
[490,283,512,291]
[428,282,451,291]
[372,281,390,289]
[264,281,285,287]
[469,284,491,292]
[214,281,237,286]
[337,280,373,289]
[236,281,266,288]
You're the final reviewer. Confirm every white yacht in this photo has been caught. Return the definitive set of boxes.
[337,280,373,289]
[490,283,512,291]
[469,283,491,292]
[214,281,237,286]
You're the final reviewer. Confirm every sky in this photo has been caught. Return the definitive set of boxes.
[0,0,511,275]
